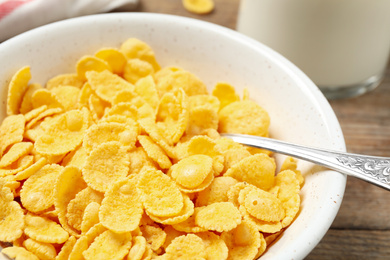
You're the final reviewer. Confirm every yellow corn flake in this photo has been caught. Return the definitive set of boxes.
[66,187,104,231]
[80,202,100,234]
[23,238,57,260]
[137,168,183,217]
[224,153,275,191]
[196,176,238,206]
[124,58,155,84]
[138,135,172,169]
[77,82,93,108]
[120,38,160,71]
[156,70,207,98]
[95,48,127,75]
[281,193,300,228]
[219,100,270,137]
[1,246,39,260]
[82,141,130,193]
[128,147,157,175]
[0,191,24,242]
[138,118,177,159]
[26,107,63,130]
[239,205,282,233]
[83,122,138,153]
[86,70,134,103]
[156,88,189,145]
[19,83,43,114]
[20,164,63,212]
[186,135,224,175]
[195,202,241,232]
[134,75,159,110]
[0,114,25,156]
[139,225,166,252]
[187,106,218,135]
[222,148,252,171]
[113,93,156,122]
[46,73,85,90]
[76,55,112,81]
[188,94,220,113]
[0,155,35,178]
[280,157,305,187]
[54,166,87,237]
[31,88,63,110]
[221,220,261,260]
[176,168,214,194]
[51,85,80,111]
[275,170,301,202]
[164,234,206,259]
[61,145,88,169]
[24,105,48,123]
[7,66,31,115]
[153,66,182,83]
[182,0,215,14]
[68,223,106,260]
[243,187,285,222]
[83,229,132,260]
[35,108,90,156]
[88,93,109,121]
[127,235,147,260]
[197,231,228,260]
[169,154,212,189]
[0,142,33,168]
[147,195,194,225]
[100,178,143,233]
[211,82,240,110]
[24,213,68,244]
[56,236,77,260]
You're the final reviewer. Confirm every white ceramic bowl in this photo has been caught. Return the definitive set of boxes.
[0,13,346,259]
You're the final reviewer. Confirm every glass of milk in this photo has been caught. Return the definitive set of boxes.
[237,0,390,99]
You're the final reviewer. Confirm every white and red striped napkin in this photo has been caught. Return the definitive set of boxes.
[0,0,139,42]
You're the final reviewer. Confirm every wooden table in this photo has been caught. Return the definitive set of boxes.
[135,1,390,259]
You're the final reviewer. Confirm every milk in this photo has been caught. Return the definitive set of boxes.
[237,0,390,89]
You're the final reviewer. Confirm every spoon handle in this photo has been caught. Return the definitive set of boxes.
[222,133,390,191]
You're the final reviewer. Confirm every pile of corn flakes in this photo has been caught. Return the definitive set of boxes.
[0,38,304,260]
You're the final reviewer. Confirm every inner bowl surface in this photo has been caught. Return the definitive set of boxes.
[0,13,346,260]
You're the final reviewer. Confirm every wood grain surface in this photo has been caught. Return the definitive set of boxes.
[135,0,390,259]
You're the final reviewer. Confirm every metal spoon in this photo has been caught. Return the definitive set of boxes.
[221,133,390,191]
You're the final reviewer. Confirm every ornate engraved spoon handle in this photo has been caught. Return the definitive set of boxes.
[222,133,390,191]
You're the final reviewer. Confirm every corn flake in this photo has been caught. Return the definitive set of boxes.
[164,234,206,260]
[196,176,238,206]
[124,58,155,84]
[212,82,240,110]
[0,142,33,168]
[1,246,39,260]
[54,166,87,237]
[83,229,132,260]
[20,164,63,212]
[34,108,90,156]
[137,168,183,217]
[86,70,134,104]
[120,38,160,71]
[7,66,31,115]
[224,153,275,191]
[99,178,143,233]
[23,238,56,260]
[195,202,241,232]
[127,236,147,260]
[95,48,127,75]
[76,55,111,81]
[80,202,100,234]
[182,0,215,14]
[56,236,77,260]
[24,213,68,244]
[20,83,43,114]
[219,100,270,137]
[66,187,104,231]
[0,114,25,156]
[82,141,130,193]
[138,135,172,169]
[139,225,166,252]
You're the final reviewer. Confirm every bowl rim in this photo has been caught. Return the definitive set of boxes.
[0,12,347,260]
